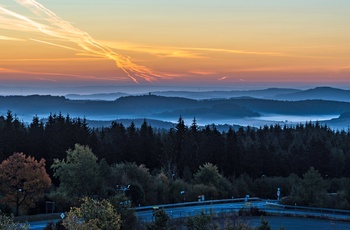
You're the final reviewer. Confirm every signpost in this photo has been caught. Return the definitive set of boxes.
[45,201,55,214]
[117,185,130,194]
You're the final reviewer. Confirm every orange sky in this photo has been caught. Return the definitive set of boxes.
[1,0,350,90]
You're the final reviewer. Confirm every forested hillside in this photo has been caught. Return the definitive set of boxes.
[2,111,350,218]
[2,95,350,121]
[1,111,349,180]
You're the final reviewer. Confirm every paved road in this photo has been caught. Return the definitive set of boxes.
[137,200,267,222]
[29,220,59,230]
[29,200,350,229]
[136,200,350,230]
[241,216,350,230]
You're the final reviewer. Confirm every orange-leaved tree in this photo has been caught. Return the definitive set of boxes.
[0,152,51,216]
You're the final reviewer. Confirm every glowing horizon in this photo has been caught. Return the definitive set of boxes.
[1,0,350,89]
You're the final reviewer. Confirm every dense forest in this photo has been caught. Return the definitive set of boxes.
[1,111,349,179]
[2,110,350,216]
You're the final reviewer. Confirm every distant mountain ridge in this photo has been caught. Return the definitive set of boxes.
[65,92,129,100]
[63,87,350,102]
[274,87,350,102]
[1,93,350,119]
[1,87,350,130]
[151,88,301,100]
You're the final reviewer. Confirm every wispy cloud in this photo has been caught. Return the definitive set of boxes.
[0,0,159,83]
[218,76,228,81]
[0,57,104,62]
[101,41,204,59]
[0,67,100,80]
[102,41,284,58]
[0,35,24,41]
[186,47,283,56]
[231,66,344,73]
[29,38,79,52]
[188,70,217,75]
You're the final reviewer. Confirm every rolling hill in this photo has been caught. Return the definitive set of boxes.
[1,92,350,129]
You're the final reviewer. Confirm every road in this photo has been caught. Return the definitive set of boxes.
[136,200,350,230]
[29,200,350,229]
[237,216,350,230]
[29,220,59,230]
[136,200,267,222]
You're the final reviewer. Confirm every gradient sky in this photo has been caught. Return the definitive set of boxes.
[1,0,350,91]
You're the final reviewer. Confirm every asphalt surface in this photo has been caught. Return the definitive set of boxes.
[29,200,350,229]
[29,220,59,230]
[239,216,350,230]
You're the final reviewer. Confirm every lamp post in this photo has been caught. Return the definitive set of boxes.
[180,190,185,202]
[16,188,22,216]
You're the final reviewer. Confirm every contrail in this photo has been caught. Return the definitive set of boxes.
[0,0,159,83]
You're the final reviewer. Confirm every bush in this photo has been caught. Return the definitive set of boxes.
[0,212,29,230]
[185,209,217,230]
[147,209,170,230]
[109,194,137,230]
[62,197,121,230]
[44,220,66,230]
[238,206,265,216]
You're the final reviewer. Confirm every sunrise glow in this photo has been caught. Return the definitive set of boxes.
[1,0,350,89]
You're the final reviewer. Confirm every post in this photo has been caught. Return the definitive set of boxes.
[180,190,185,202]
[277,188,281,201]
[16,188,22,216]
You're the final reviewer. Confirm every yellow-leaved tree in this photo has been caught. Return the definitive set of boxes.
[63,197,121,230]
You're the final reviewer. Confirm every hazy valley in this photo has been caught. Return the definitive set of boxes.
[1,86,350,130]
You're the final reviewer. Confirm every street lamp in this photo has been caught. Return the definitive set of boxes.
[16,188,22,216]
[180,190,185,202]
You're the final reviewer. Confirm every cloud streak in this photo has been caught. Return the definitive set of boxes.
[102,41,284,59]
[0,35,24,41]
[0,0,159,83]
[0,67,100,80]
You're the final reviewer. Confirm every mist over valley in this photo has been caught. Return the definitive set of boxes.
[1,87,349,130]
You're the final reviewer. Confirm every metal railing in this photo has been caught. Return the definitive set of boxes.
[136,199,350,222]
[134,197,262,212]
[265,202,350,217]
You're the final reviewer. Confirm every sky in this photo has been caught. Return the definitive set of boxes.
[1,0,350,94]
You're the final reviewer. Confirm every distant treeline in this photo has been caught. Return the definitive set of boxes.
[0,110,349,181]
[3,94,350,121]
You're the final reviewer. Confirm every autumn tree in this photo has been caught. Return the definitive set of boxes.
[0,153,51,216]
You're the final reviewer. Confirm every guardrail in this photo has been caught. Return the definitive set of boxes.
[137,202,350,222]
[134,197,261,212]
[265,202,350,217]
